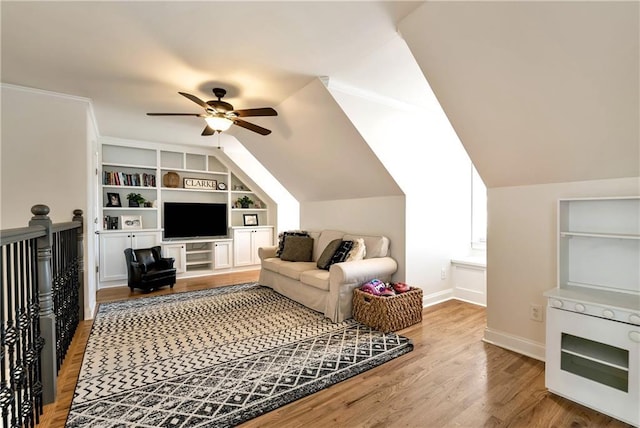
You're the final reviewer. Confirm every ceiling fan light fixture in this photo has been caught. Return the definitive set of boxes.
[204,116,233,132]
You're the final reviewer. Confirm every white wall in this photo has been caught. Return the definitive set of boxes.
[1,84,95,317]
[1,84,90,227]
[301,195,405,280]
[485,176,640,360]
[327,40,472,300]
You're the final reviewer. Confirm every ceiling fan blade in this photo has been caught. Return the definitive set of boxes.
[179,92,209,109]
[232,107,278,117]
[147,113,203,116]
[233,119,272,135]
[201,125,216,136]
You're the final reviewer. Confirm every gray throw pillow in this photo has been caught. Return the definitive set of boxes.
[280,236,314,262]
[316,239,343,270]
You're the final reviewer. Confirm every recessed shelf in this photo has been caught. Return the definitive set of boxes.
[103,207,157,211]
[103,185,156,190]
[103,162,156,170]
[160,167,227,175]
[560,231,640,240]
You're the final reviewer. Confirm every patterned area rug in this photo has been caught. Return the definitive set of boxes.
[66,283,413,427]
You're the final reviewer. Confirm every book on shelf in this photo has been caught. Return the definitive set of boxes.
[103,171,156,187]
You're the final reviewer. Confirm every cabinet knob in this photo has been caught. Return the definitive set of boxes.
[629,314,640,325]
[551,299,563,308]
[574,303,585,313]
[602,309,615,319]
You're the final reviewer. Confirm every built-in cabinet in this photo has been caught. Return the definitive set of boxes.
[99,230,161,281]
[232,227,274,267]
[544,197,640,426]
[98,139,275,288]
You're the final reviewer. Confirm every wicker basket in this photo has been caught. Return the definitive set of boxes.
[352,287,423,332]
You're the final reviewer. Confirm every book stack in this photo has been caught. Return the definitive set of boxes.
[103,171,156,187]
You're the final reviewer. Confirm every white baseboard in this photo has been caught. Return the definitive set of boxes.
[483,327,546,361]
[453,287,486,307]
[422,289,454,307]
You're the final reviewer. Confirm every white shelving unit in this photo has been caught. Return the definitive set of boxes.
[98,139,274,286]
[545,197,640,426]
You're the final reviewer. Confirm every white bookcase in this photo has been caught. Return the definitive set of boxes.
[98,139,274,286]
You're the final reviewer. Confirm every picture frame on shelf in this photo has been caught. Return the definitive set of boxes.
[120,215,142,230]
[243,214,259,227]
[106,192,121,207]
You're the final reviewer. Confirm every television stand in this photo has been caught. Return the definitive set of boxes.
[162,238,233,275]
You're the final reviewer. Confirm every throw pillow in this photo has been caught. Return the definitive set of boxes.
[280,235,314,262]
[345,238,366,262]
[329,240,354,265]
[316,238,343,270]
[276,230,309,257]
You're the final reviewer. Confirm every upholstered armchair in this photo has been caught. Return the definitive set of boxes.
[124,246,176,292]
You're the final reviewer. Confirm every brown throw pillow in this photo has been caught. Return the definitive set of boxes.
[280,236,314,262]
[316,239,343,270]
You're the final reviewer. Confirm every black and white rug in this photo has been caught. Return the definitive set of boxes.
[66,283,413,427]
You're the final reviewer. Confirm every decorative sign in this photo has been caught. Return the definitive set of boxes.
[183,178,217,190]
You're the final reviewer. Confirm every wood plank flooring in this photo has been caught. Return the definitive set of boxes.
[37,272,632,427]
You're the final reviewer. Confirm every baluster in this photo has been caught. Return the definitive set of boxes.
[28,205,56,405]
[1,244,9,428]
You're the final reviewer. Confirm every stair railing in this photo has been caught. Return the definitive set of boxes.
[0,205,83,428]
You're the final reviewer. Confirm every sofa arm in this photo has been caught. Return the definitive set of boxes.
[331,257,397,285]
[258,246,278,260]
[325,257,398,322]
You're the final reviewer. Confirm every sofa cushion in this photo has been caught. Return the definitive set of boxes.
[280,235,314,262]
[343,234,389,258]
[300,269,330,291]
[279,261,317,280]
[262,257,286,272]
[316,238,343,270]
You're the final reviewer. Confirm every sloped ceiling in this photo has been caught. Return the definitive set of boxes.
[399,1,640,188]
[229,78,402,202]
[1,1,416,203]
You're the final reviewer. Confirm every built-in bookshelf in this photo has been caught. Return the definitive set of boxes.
[97,139,275,286]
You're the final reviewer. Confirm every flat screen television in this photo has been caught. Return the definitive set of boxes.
[163,202,228,239]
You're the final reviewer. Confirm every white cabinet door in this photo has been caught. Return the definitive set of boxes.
[99,233,131,281]
[233,229,254,267]
[163,243,186,273]
[233,227,273,267]
[252,228,273,261]
[99,231,161,282]
[213,241,233,269]
[131,231,160,249]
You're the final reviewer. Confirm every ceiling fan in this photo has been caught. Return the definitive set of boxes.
[147,88,277,136]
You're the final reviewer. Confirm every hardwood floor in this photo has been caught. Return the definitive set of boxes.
[37,273,631,428]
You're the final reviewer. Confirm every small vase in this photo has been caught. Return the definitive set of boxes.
[163,171,180,188]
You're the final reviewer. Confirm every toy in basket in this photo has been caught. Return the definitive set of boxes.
[353,279,423,332]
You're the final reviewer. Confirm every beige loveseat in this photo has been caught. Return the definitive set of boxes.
[258,230,398,322]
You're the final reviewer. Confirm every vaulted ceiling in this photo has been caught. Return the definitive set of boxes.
[2,1,637,198]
